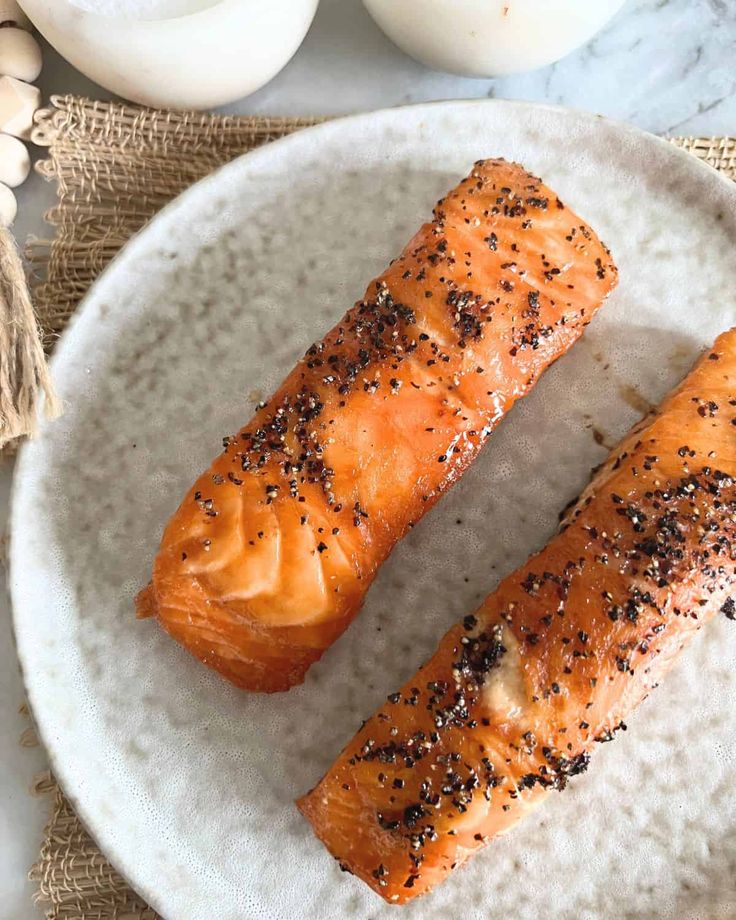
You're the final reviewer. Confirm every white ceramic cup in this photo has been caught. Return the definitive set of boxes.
[18,0,320,109]
[363,0,627,78]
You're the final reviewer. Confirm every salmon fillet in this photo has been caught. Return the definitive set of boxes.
[297,330,736,903]
[137,159,617,691]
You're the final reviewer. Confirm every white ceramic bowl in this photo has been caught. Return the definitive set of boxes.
[18,0,319,109]
[363,0,627,77]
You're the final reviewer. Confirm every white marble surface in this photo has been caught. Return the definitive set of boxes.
[2,0,735,916]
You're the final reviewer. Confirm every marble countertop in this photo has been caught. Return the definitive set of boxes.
[2,0,735,916]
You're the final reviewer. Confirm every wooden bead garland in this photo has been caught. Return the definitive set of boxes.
[0,74,41,141]
[0,11,43,224]
[0,8,60,446]
[0,131,29,186]
[0,1,31,30]
[0,25,41,81]
[0,178,15,224]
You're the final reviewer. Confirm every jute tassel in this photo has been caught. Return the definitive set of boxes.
[0,225,60,448]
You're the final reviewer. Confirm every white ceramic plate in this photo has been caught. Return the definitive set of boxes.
[11,101,736,919]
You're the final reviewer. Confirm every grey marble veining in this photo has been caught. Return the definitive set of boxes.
[241,0,736,136]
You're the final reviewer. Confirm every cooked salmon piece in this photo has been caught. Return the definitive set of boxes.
[137,159,617,692]
[297,330,736,904]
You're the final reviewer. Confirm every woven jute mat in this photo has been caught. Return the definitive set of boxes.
[22,95,736,919]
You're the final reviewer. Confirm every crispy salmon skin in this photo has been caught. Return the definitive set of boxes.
[138,159,617,691]
[297,330,736,903]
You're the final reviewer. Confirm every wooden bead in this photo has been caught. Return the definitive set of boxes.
[0,180,16,226]
[0,27,42,82]
[0,1,32,30]
[0,132,28,186]
[0,75,40,140]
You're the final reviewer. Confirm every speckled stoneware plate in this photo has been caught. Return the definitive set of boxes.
[11,101,736,919]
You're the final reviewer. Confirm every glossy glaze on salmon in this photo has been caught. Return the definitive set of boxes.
[298,330,736,904]
[137,159,617,692]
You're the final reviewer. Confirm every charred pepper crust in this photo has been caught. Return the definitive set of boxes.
[528,461,736,702]
[326,351,736,895]
[196,159,617,560]
[344,614,599,892]
[348,619,509,885]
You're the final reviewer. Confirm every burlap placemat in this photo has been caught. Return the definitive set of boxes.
[22,95,736,919]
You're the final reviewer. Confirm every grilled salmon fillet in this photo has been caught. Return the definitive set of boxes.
[137,159,617,691]
[298,329,736,903]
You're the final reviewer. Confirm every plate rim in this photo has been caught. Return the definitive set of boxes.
[10,97,736,917]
